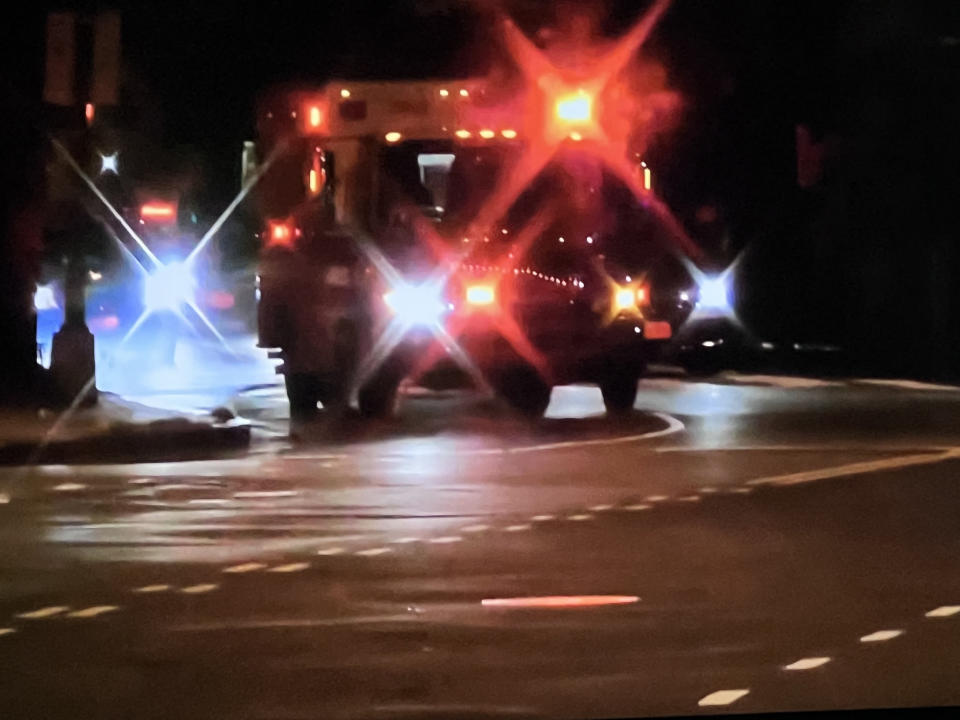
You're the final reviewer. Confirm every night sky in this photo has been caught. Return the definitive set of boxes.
[6,1,847,206]
[5,0,960,370]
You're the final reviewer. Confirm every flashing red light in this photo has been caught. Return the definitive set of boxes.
[555,91,592,124]
[84,102,95,126]
[267,220,295,248]
[308,105,323,129]
[140,202,176,221]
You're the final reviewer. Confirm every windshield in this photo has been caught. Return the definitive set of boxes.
[4,2,960,720]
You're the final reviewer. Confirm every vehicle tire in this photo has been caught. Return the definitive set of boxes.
[496,364,552,418]
[285,373,319,419]
[599,373,639,414]
[357,357,407,418]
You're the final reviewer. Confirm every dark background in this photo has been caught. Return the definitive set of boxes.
[4,0,960,378]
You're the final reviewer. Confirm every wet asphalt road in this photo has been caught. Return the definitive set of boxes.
[1,375,960,719]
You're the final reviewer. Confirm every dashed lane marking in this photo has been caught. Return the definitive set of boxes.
[481,595,639,608]
[133,584,170,593]
[645,495,669,502]
[67,605,119,619]
[223,562,266,574]
[677,495,701,502]
[181,584,218,594]
[233,490,298,499]
[51,483,87,492]
[356,547,392,556]
[16,606,70,620]
[860,629,903,643]
[697,689,750,707]
[268,562,310,573]
[505,524,531,532]
[747,449,960,488]
[624,503,652,511]
[460,524,489,533]
[530,514,555,522]
[316,547,345,556]
[784,657,831,671]
[0,628,15,637]
[925,606,960,618]
[588,504,613,512]
[429,536,463,544]
[567,514,593,521]
[390,537,421,544]
[698,487,718,493]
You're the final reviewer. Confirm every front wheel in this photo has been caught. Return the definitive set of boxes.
[357,356,407,418]
[599,373,639,414]
[285,373,319,419]
[495,364,552,418]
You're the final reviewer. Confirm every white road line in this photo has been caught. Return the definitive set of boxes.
[133,584,170,593]
[129,478,153,485]
[925,606,960,618]
[860,629,903,643]
[233,490,298,499]
[855,378,960,392]
[429,536,463,544]
[530,514,555,522]
[698,487,718,493]
[589,504,613,512]
[728,487,752,494]
[316,547,345,556]
[567,514,593,521]
[223,562,266,574]
[677,495,701,502]
[747,449,960,488]
[460,524,489,533]
[784,657,831,670]
[16,606,70,620]
[51,483,87,492]
[181,584,219,594]
[0,628,15,637]
[698,689,750,707]
[645,495,669,502]
[624,504,652,511]
[268,562,310,573]
[390,537,421,544]
[464,412,685,456]
[504,524,531,532]
[67,605,119,619]
[356,547,392,556]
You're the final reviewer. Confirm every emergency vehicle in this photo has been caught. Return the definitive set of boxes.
[254,78,695,418]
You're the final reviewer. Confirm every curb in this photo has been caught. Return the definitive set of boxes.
[0,419,250,466]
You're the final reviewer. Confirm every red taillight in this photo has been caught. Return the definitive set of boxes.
[644,321,672,340]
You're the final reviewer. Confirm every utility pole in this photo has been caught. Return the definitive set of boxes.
[44,10,121,405]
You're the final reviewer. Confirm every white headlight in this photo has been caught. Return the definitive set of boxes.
[145,262,195,311]
[383,283,445,326]
[698,276,731,310]
[35,284,59,312]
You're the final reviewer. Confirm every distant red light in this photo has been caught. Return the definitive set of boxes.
[267,220,295,248]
